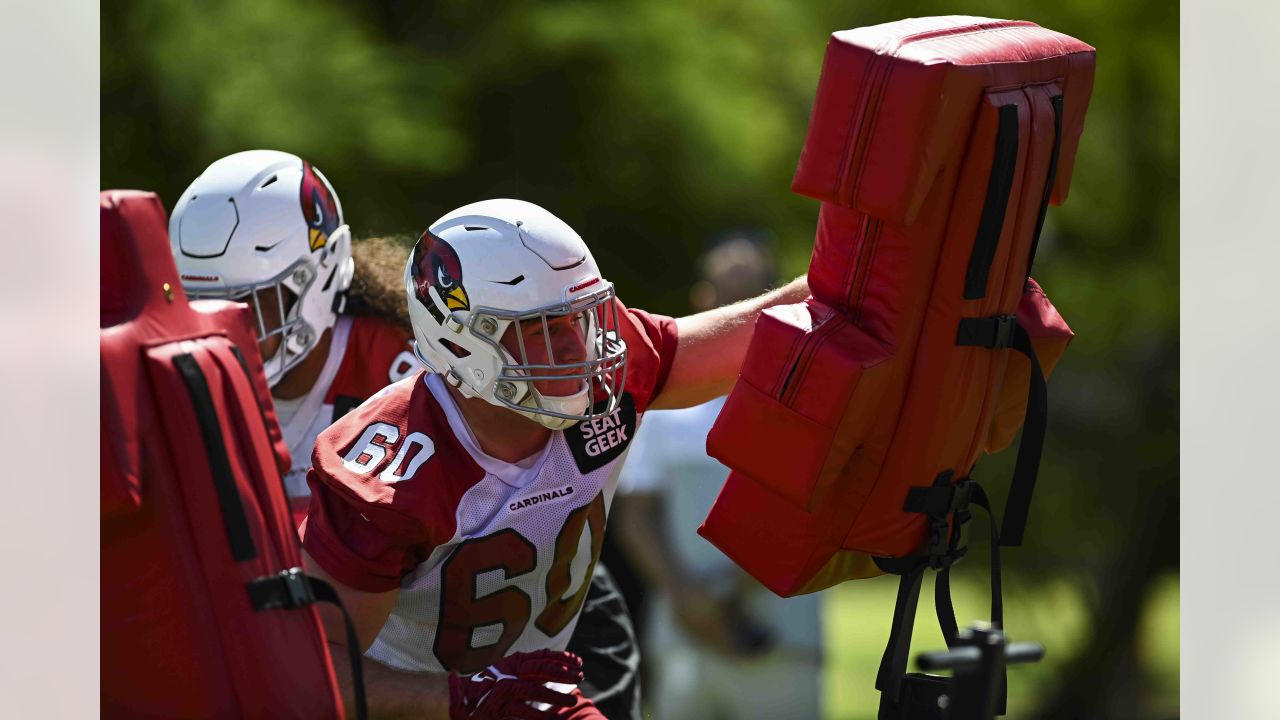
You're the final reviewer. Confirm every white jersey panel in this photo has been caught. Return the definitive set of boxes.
[365,372,636,673]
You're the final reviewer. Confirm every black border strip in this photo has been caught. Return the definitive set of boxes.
[964,104,1021,300]
[997,325,1047,547]
[1025,94,1065,277]
[174,352,258,562]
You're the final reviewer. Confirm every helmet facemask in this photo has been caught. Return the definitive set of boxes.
[478,286,628,430]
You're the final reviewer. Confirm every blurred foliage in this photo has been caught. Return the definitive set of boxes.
[102,0,1177,716]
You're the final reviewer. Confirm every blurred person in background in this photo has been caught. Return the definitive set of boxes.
[613,232,827,720]
[170,154,652,718]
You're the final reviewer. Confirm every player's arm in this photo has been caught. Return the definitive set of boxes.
[303,548,454,718]
[650,274,809,410]
[300,449,456,716]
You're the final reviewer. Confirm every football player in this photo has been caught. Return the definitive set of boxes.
[170,156,661,718]
[170,150,418,523]
[299,198,809,718]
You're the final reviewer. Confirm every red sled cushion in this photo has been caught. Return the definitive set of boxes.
[792,16,1094,224]
[699,465,886,597]
[706,299,894,511]
[702,17,1095,596]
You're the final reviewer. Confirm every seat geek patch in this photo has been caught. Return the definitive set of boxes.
[565,392,637,473]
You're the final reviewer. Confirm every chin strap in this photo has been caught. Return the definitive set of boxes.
[528,414,581,431]
[518,383,591,430]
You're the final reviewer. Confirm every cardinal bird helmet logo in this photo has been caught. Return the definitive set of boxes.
[411,230,470,312]
[300,162,341,252]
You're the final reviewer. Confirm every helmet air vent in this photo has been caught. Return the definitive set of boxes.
[549,257,586,271]
[258,174,278,189]
[437,338,471,359]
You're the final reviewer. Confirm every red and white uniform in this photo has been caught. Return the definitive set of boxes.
[300,304,677,675]
[274,314,417,502]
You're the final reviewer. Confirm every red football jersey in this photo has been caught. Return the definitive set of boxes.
[300,303,677,674]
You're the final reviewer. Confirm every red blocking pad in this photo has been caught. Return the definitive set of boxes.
[701,17,1093,595]
[101,190,344,718]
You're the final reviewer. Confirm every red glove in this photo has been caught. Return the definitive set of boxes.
[448,650,586,720]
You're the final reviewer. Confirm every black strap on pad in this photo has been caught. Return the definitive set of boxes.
[247,569,369,720]
[954,318,1048,547]
[173,352,258,562]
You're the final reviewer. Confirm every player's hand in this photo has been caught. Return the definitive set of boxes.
[671,581,741,655]
[672,582,774,658]
[447,650,585,720]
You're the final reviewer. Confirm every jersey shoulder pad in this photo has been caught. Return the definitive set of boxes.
[330,314,419,400]
[311,374,483,543]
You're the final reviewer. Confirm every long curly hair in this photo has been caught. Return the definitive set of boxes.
[345,234,416,332]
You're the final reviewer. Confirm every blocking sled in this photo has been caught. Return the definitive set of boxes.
[101,190,366,719]
[699,17,1093,716]
[703,12,1091,594]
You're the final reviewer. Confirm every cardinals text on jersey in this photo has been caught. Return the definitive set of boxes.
[300,304,677,674]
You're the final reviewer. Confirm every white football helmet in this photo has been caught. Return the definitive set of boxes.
[404,199,628,430]
[169,150,355,386]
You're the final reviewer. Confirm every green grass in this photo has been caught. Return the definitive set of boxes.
[822,571,1179,719]
[1137,573,1180,715]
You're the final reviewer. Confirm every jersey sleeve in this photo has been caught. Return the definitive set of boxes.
[299,474,425,592]
[615,300,679,413]
[300,374,482,592]
[326,315,418,405]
